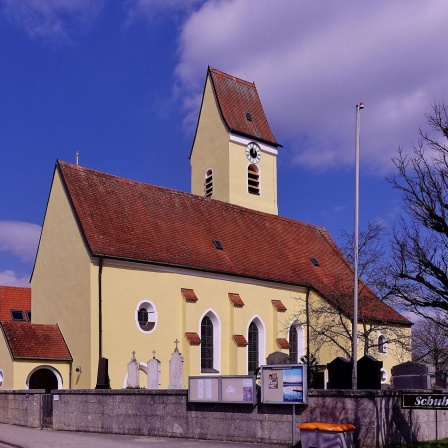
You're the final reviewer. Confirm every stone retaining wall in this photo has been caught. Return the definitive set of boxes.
[0,390,44,428]
[1,389,447,446]
[52,389,448,446]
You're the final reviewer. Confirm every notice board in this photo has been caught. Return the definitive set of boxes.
[188,375,256,404]
[188,376,220,402]
[221,376,256,404]
[260,364,307,404]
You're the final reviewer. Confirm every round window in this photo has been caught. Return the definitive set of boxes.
[135,300,157,333]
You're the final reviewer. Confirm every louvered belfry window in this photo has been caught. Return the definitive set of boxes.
[289,325,298,363]
[204,169,213,197]
[248,322,259,374]
[201,316,214,371]
[248,164,260,195]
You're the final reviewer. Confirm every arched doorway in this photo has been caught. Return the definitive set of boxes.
[28,368,58,393]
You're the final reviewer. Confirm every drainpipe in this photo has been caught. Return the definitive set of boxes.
[69,360,73,389]
[98,257,104,359]
[305,286,311,385]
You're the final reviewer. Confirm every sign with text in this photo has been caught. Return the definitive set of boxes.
[260,364,307,404]
[402,393,448,409]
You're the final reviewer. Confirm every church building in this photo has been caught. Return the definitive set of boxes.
[0,67,411,391]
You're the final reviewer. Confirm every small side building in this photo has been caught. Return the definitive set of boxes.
[0,286,72,391]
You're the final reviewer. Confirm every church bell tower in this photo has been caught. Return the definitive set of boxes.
[190,67,281,215]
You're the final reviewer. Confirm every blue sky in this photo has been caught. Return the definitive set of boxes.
[1,0,447,287]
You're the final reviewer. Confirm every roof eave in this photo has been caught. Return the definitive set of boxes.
[11,356,73,362]
[229,128,282,148]
[92,252,311,290]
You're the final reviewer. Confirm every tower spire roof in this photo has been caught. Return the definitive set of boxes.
[208,67,280,147]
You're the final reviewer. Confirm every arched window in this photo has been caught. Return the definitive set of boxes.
[289,322,305,363]
[378,334,388,354]
[200,310,220,373]
[248,322,259,374]
[204,169,213,197]
[247,164,260,195]
[201,316,214,371]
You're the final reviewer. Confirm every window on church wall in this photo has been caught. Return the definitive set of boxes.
[201,316,214,372]
[204,169,213,197]
[289,325,298,363]
[247,164,260,195]
[135,300,158,333]
[289,322,305,363]
[377,334,388,354]
[248,321,259,374]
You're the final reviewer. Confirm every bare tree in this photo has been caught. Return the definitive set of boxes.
[387,101,448,329]
[412,317,448,374]
[293,221,411,364]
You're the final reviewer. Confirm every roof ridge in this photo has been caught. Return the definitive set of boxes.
[209,67,255,88]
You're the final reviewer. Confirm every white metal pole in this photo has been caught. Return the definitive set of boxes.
[353,102,364,390]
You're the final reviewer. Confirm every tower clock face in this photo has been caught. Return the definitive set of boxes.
[246,142,261,164]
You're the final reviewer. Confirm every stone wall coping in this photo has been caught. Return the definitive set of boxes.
[0,390,46,395]
[52,388,189,396]
[49,388,448,398]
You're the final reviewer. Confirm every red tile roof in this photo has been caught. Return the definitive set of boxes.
[228,293,245,308]
[1,322,72,360]
[57,161,410,326]
[185,332,201,345]
[208,67,279,147]
[181,288,198,303]
[233,335,248,347]
[276,338,291,350]
[0,286,31,322]
[272,300,287,312]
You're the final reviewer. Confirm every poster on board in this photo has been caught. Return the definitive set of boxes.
[260,364,307,404]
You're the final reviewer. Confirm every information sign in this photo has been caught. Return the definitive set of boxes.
[260,364,307,404]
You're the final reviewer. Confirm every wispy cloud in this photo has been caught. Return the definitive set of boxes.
[0,270,30,287]
[175,0,448,173]
[0,0,104,40]
[0,221,41,262]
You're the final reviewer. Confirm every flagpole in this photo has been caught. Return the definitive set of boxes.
[353,101,364,390]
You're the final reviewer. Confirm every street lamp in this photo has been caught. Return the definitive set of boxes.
[353,102,364,390]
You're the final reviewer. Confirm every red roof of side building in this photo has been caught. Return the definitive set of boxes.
[208,67,279,147]
[56,160,410,326]
[1,322,72,360]
[0,286,31,322]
